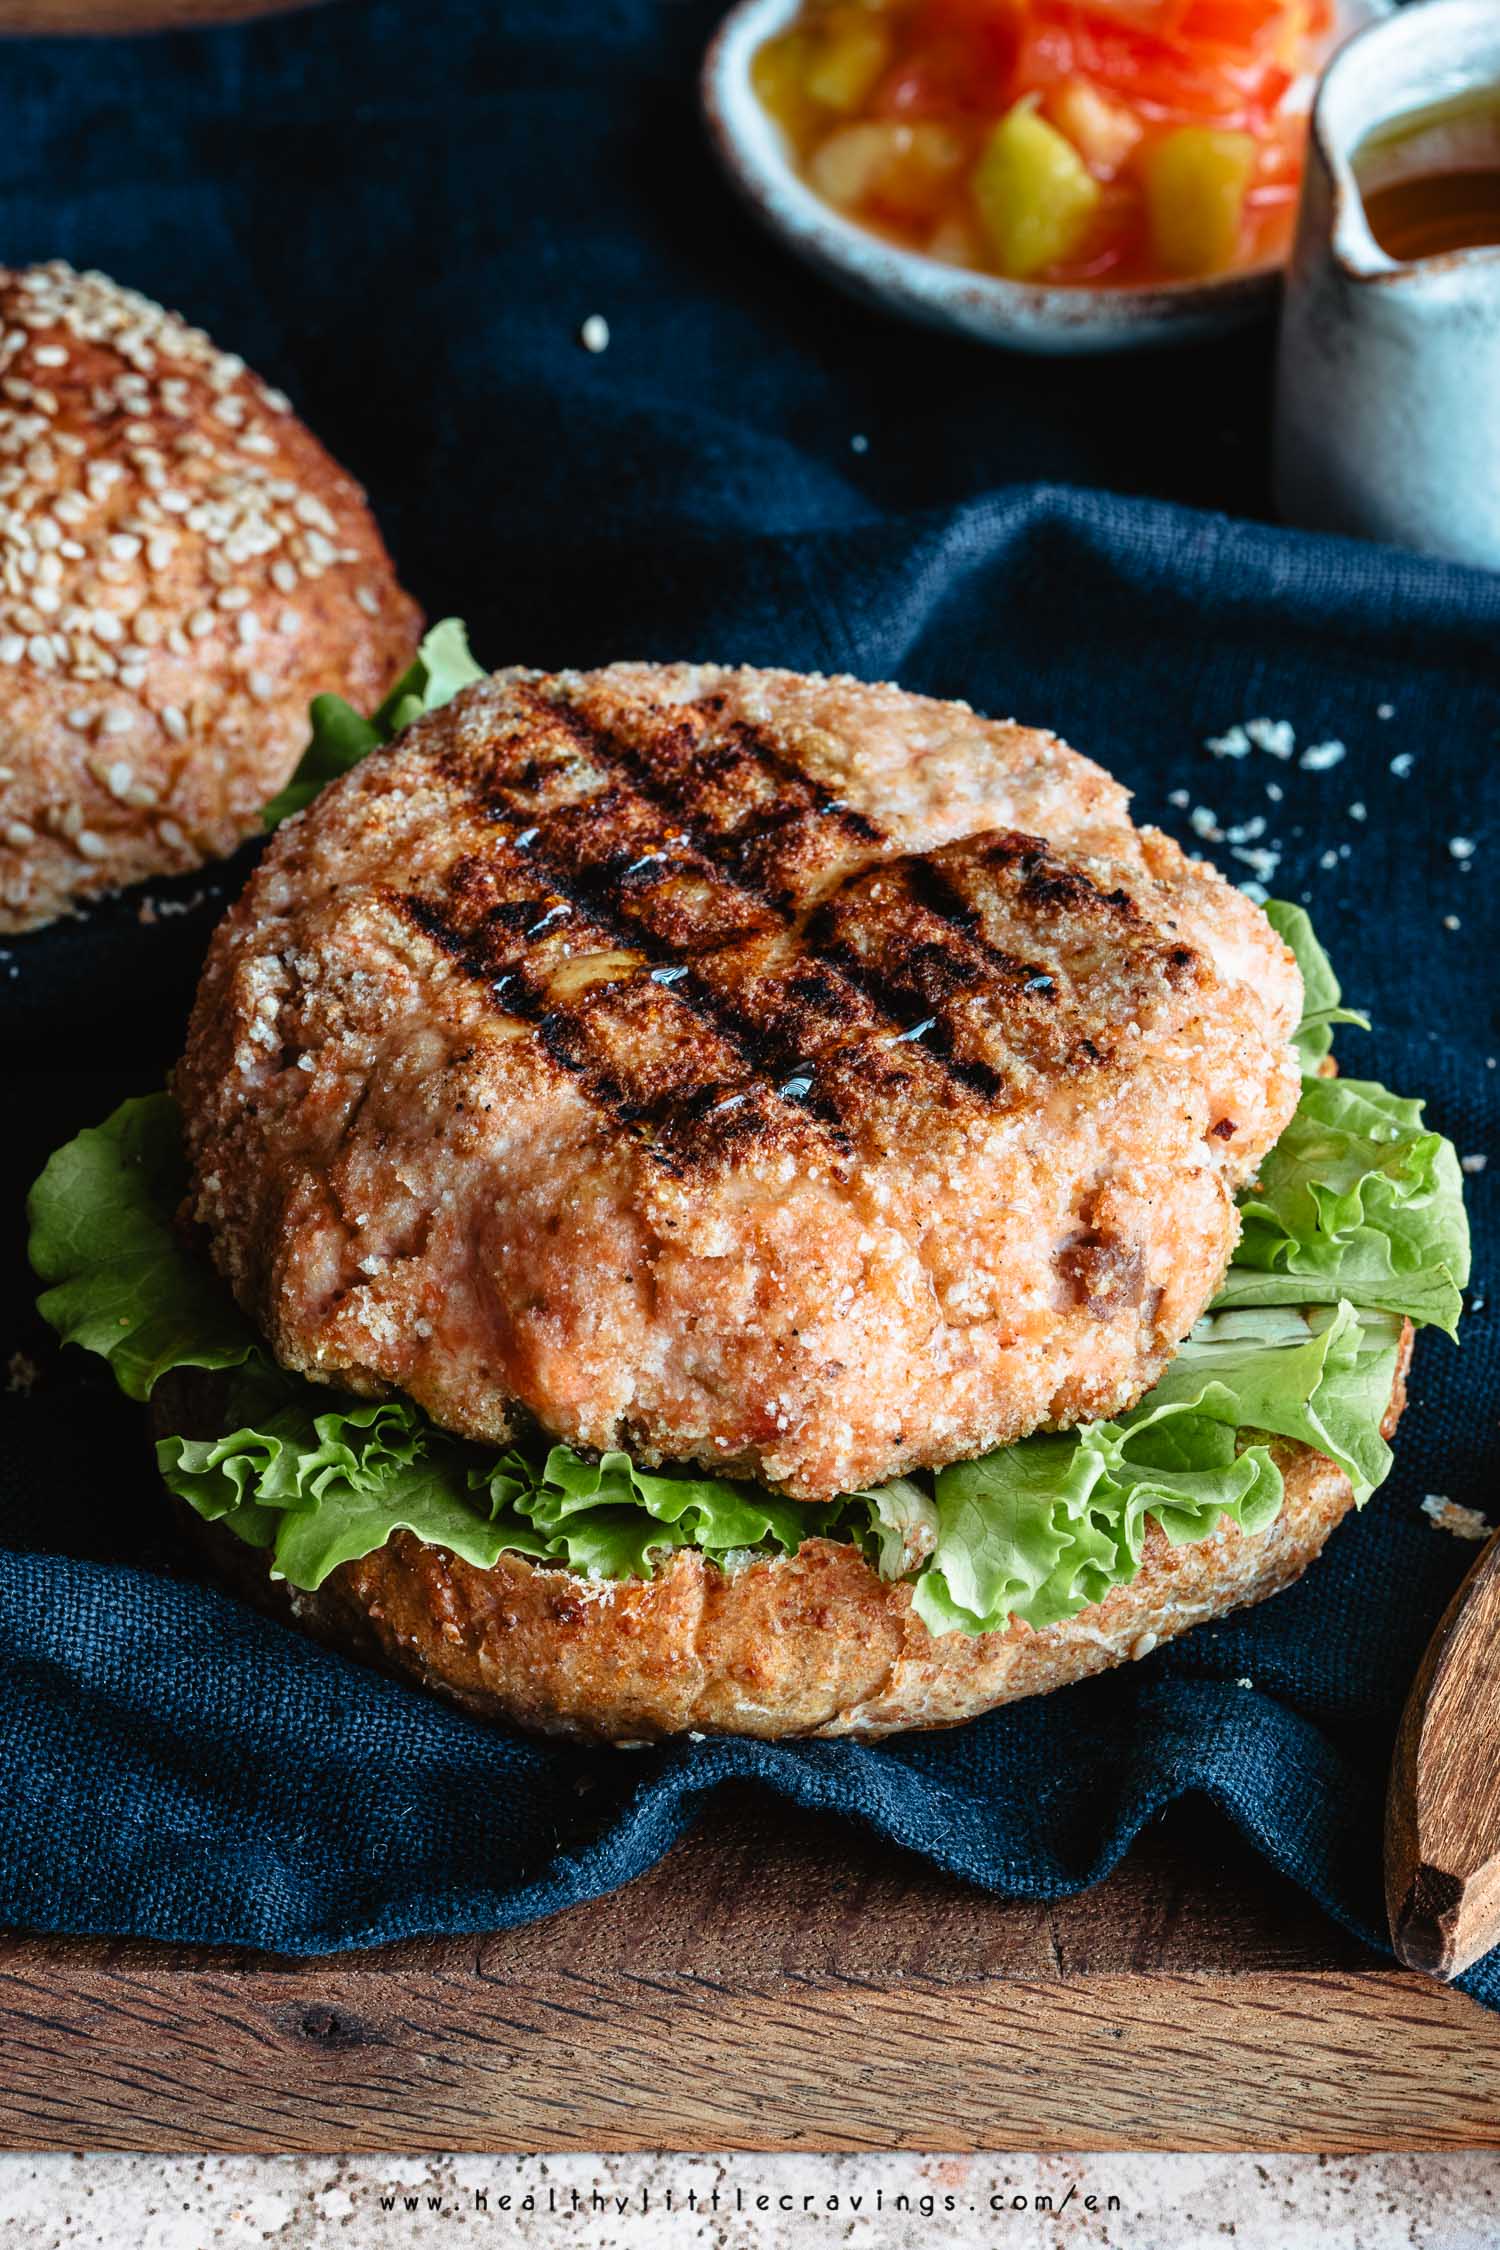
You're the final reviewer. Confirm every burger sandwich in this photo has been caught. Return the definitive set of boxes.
[28,657,1470,1740]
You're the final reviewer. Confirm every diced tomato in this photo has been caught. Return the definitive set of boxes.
[755,0,1324,288]
[1016,6,1293,129]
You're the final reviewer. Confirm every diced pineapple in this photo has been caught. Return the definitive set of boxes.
[971,101,1103,280]
[810,120,967,218]
[751,31,823,153]
[1141,126,1258,277]
[803,11,892,113]
[810,122,900,207]
[927,211,984,269]
[1047,78,1143,178]
[874,121,968,219]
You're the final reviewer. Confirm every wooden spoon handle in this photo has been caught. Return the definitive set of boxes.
[1386,1525,1500,1979]
[0,0,322,33]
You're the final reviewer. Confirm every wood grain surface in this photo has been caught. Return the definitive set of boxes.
[1387,1527,1500,1980]
[0,0,326,33]
[2,1797,1498,2154]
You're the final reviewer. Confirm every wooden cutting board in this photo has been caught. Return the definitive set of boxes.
[2,1795,1497,2154]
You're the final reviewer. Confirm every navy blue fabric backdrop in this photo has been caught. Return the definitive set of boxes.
[0,2,1495,1987]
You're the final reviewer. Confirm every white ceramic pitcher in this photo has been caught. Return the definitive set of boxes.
[1274,0,1500,569]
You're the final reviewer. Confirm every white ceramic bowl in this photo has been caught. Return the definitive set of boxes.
[703,0,1394,355]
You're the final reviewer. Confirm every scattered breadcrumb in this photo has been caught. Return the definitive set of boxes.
[1231,843,1281,884]
[1204,716,1295,761]
[1348,801,1366,821]
[1449,836,1477,861]
[1444,915,1462,931]
[1235,1676,1254,1689]
[1390,752,1414,777]
[1461,1153,1488,1175]
[6,1350,39,1394]
[1299,739,1346,771]
[1205,724,1252,759]
[1377,702,1395,720]
[1247,717,1296,760]
[1422,1494,1491,1542]
[579,314,610,354]
[137,886,216,924]
[850,432,869,454]
[1168,787,1190,808]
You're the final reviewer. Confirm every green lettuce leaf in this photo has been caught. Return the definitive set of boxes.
[1266,898,1370,1074]
[23,900,1469,1638]
[1215,1077,1470,1337]
[911,1303,1402,1636]
[262,617,484,828]
[26,1094,256,1402]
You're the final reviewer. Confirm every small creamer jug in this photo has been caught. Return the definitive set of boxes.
[1274,0,1500,569]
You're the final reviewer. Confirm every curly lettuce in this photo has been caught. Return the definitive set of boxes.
[24,903,1469,1638]
[262,617,484,828]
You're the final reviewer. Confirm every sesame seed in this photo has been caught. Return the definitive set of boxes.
[75,829,109,860]
[108,532,141,561]
[216,585,250,611]
[103,760,134,799]
[247,669,275,701]
[276,606,299,636]
[99,706,133,736]
[3,818,35,846]
[26,633,53,668]
[188,609,215,639]
[270,559,297,593]
[32,345,66,367]
[160,705,187,741]
[579,314,610,353]
[156,818,187,850]
[355,585,380,616]
[0,635,22,664]
[236,609,260,645]
[64,707,92,730]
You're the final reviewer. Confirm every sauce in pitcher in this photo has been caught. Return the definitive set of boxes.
[1355,89,1500,262]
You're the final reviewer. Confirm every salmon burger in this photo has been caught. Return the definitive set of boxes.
[29,660,1468,1740]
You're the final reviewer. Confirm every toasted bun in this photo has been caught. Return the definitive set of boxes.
[154,1327,1410,1742]
[0,263,422,932]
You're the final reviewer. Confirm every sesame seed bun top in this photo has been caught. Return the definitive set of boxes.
[0,261,422,932]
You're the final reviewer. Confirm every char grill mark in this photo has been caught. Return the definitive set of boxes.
[398,855,838,1178]
[424,683,1008,1151]
[403,681,1185,1172]
[560,685,884,911]
[809,844,1141,1095]
[934,830,1202,1004]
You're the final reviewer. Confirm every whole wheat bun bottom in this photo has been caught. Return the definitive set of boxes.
[155,1330,1410,1743]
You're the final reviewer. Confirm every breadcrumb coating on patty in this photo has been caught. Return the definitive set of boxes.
[176,663,1303,1499]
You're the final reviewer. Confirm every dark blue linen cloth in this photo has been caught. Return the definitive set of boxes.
[0,1,1495,1984]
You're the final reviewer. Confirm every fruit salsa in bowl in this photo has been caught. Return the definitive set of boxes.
[703,0,1392,351]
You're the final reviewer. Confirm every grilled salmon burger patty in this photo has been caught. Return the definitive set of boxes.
[176,663,1303,1500]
